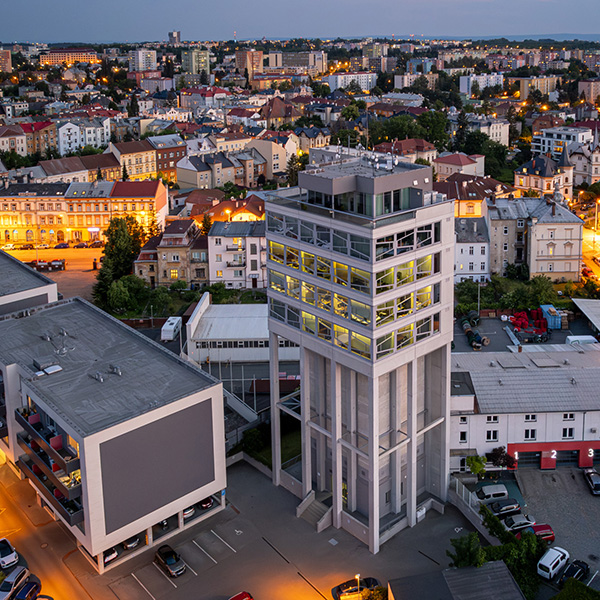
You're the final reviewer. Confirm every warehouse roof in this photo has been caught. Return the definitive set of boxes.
[191,304,268,341]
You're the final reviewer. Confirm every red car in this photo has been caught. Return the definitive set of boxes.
[229,594,253,600]
[516,523,555,544]
[582,267,593,278]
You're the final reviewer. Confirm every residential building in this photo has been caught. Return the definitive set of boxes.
[235,50,264,79]
[128,49,158,72]
[373,139,437,164]
[260,97,301,129]
[0,125,27,156]
[168,31,181,45]
[450,348,600,473]
[209,131,252,153]
[246,138,287,179]
[532,126,593,161]
[294,127,331,154]
[394,73,438,91]
[107,140,157,181]
[324,72,377,92]
[454,217,490,283]
[0,250,58,316]
[181,50,210,76]
[459,73,504,96]
[179,87,232,112]
[37,154,121,184]
[578,79,600,104]
[0,296,225,573]
[507,75,561,101]
[20,122,57,155]
[177,152,237,189]
[146,134,187,183]
[265,157,454,553]
[569,133,600,186]
[39,48,99,66]
[56,118,111,156]
[406,58,444,74]
[0,49,12,73]
[513,151,573,200]
[208,221,267,289]
[433,153,485,182]
[447,111,510,146]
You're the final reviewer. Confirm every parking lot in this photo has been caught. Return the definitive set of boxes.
[517,467,600,591]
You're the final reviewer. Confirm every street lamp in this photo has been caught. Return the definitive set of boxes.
[355,574,360,594]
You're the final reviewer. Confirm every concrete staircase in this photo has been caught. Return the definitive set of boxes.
[300,498,330,527]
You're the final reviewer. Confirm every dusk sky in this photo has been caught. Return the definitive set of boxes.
[1,0,600,43]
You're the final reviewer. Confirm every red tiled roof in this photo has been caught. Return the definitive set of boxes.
[111,181,161,198]
[19,121,54,134]
[434,153,477,166]
[112,140,154,154]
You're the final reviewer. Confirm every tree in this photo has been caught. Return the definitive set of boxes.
[340,103,360,121]
[201,213,213,235]
[466,455,486,477]
[92,256,115,309]
[522,188,539,197]
[489,446,516,469]
[107,280,130,314]
[127,93,139,117]
[345,80,363,94]
[122,165,129,181]
[96,167,103,181]
[470,80,480,98]
[286,155,302,186]
[417,111,450,151]
[370,86,383,97]
[310,82,330,98]
[453,110,470,151]
[529,275,557,304]
[200,69,209,85]
[447,532,486,568]
[103,216,146,280]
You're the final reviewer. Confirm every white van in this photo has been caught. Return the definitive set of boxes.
[565,335,598,345]
[161,316,182,342]
[475,484,509,504]
[537,547,569,580]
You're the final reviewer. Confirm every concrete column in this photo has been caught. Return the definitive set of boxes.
[368,374,380,554]
[300,346,312,498]
[269,331,281,486]
[348,369,357,512]
[331,360,342,528]
[316,356,327,492]
[439,343,451,501]
[390,367,402,514]
[406,359,418,527]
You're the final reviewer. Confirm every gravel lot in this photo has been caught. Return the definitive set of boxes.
[516,467,600,590]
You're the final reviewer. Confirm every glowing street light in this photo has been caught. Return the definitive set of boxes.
[355,574,361,594]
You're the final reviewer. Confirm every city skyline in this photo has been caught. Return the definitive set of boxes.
[2,0,600,43]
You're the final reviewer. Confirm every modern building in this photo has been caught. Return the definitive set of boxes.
[235,50,264,79]
[394,73,438,91]
[0,49,12,73]
[459,73,504,96]
[0,297,225,573]
[578,79,600,104]
[168,31,181,45]
[454,217,490,283]
[265,157,454,553]
[208,221,267,289]
[450,348,600,472]
[507,75,561,100]
[128,49,158,72]
[532,126,593,161]
[39,48,99,66]
[324,72,377,92]
[181,49,211,76]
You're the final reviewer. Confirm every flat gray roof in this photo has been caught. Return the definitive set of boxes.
[573,298,600,331]
[0,298,218,437]
[0,251,55,298]
[453,348,600,414]
[192,304,268,341]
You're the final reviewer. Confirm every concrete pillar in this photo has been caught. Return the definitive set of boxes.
[439,343,451,501]
[406,359,418,527]
[300,346,312,498]
[316,356,327,492]
[331,360,342,527]
[368,374,380,554]
[390,367,402,514]
[348,369,357,512]
[269,331,281,486]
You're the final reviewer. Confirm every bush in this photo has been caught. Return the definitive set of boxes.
[554,578,600,599]
[242,428,264,455]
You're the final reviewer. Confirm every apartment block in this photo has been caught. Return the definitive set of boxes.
[235,50,264,79]
[107,140,157,181]
[532,126,593,161]
[128,49,158,72]
[0,49,12,73]
[324,72,377,92]
[181,49,211,75]
[39,48,99,66]
[459,73,504,96]
[265,158,454,553]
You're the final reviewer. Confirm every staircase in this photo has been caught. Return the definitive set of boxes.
[300,498,330,527]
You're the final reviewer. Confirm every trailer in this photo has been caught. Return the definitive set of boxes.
[161,316,182,342]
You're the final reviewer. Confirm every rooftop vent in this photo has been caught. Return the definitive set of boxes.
[93,371,104,383]
[109,364,122,376]
[571,377,577,385]
[489,361,496,367]
[498,379,503,386]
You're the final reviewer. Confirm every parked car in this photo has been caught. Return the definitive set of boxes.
[155,545,186,577]
[103,547,118,565]
[0,244,15,251]
[503,514,536,532]
[0,538,19,569]
[475,484,509,504]
[516,524,555,544]
[0,567,30,600]
[228,594,253,600]
[54,242,69,249]
[557,560,590,588]
[200,497,214,509]
[14,581,41,600]
[20,244,34,250]
[538,547,570,580]
[73,242,88,248]
[183,506,195,519]
[122,536,140,550]
[34,243,49,249]
[332,577,381,599]
[583,468,600,495]
[489,498,521,518]
[89,241,104,248]
[582,267,594,278]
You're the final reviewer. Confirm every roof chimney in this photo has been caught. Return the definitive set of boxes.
[552,202,556,216]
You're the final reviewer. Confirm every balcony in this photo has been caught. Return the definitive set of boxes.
[226,261,246,268]
[17,457,84,526]
[17,433,82,500]
[226,245,244,252]
[15,409,80,474]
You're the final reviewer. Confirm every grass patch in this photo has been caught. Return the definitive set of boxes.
[254,428,301,469]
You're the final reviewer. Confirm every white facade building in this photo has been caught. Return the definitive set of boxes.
[448,110,510,146]
[532,126,593,161]
[324,72,377,92]
[459,73,504,96]
[266,157,455,554]
[454,217,490,283]
[56,118,110,156]
[128,49,158,72]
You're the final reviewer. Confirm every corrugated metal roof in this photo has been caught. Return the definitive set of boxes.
[192,304,268,341]
[573,298,600,331]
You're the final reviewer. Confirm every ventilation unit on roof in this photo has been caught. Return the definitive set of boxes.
[93,371,104,383]
[109,364,122,376]
[33,356,57,371]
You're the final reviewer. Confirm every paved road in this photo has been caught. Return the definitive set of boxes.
[0,462,91,600]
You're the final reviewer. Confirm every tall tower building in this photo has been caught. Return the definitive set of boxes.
[266,157,454,553]
[128,49,157,72]
[168,31,181,45]
[181,49,211,76]
[235,49,263,79]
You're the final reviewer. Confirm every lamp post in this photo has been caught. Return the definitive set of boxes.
[355,574,360,594]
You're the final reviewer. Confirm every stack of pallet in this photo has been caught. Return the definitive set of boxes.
[558,310,569,330]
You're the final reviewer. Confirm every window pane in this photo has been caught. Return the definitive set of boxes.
[350,235,370,260]
[416,285,432,310]
[284,216,299,239]
[333,294,348,318]
[416,255,432,279]
[334,262,349,287]
[286,246,299,269]
[287,276,300,299]
[397,323,414,349]
[269,241,285,264]
[316,256,331,280]
[376,301,394,327]
[376,235,394,261]
[269,269,285,293]
[375,268,394,294]
[302,311,316,334]
[267,213,284,234]
[350,299,371,326]
[318,318,332,341]
[300,221,314,244]
[301,251,315,275]
[397,229,414,254]
[351,267,370,293]
[333,231,348,254]
[397,293,413,317]
[351,332,371,358]
[334,325,349,349]
[270,298,285,321]
[396,261,414,286]
[434,221,441,243]
[302,282,315,305]
[317,287,331,311]
[287,306,300,329]
[315,225,331,248]
[416,317,431,341]
[376,332,394,358]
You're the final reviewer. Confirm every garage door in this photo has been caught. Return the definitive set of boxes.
[556,450,579,467]
[517,452,540,468]
[594,449,600,465]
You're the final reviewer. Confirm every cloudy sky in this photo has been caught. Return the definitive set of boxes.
[1,0,599,43]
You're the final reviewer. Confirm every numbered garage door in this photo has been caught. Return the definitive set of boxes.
[594,449,600,465]
[556,450,579,467]
[517,452,540,468]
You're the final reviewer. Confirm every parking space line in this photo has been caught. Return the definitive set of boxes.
[192,539,217,563]
[211,529,236,553]
[153,562,177,588]
[589,571,598,586]
[131,573,157,600]
[182,560,197,577]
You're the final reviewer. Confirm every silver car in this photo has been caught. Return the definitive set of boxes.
[0,566,29,600]
[504,514,536,532]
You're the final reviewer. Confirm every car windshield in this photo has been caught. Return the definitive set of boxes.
[0,580,12,592]
[0,541,12,557]
[165,553,178,565]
